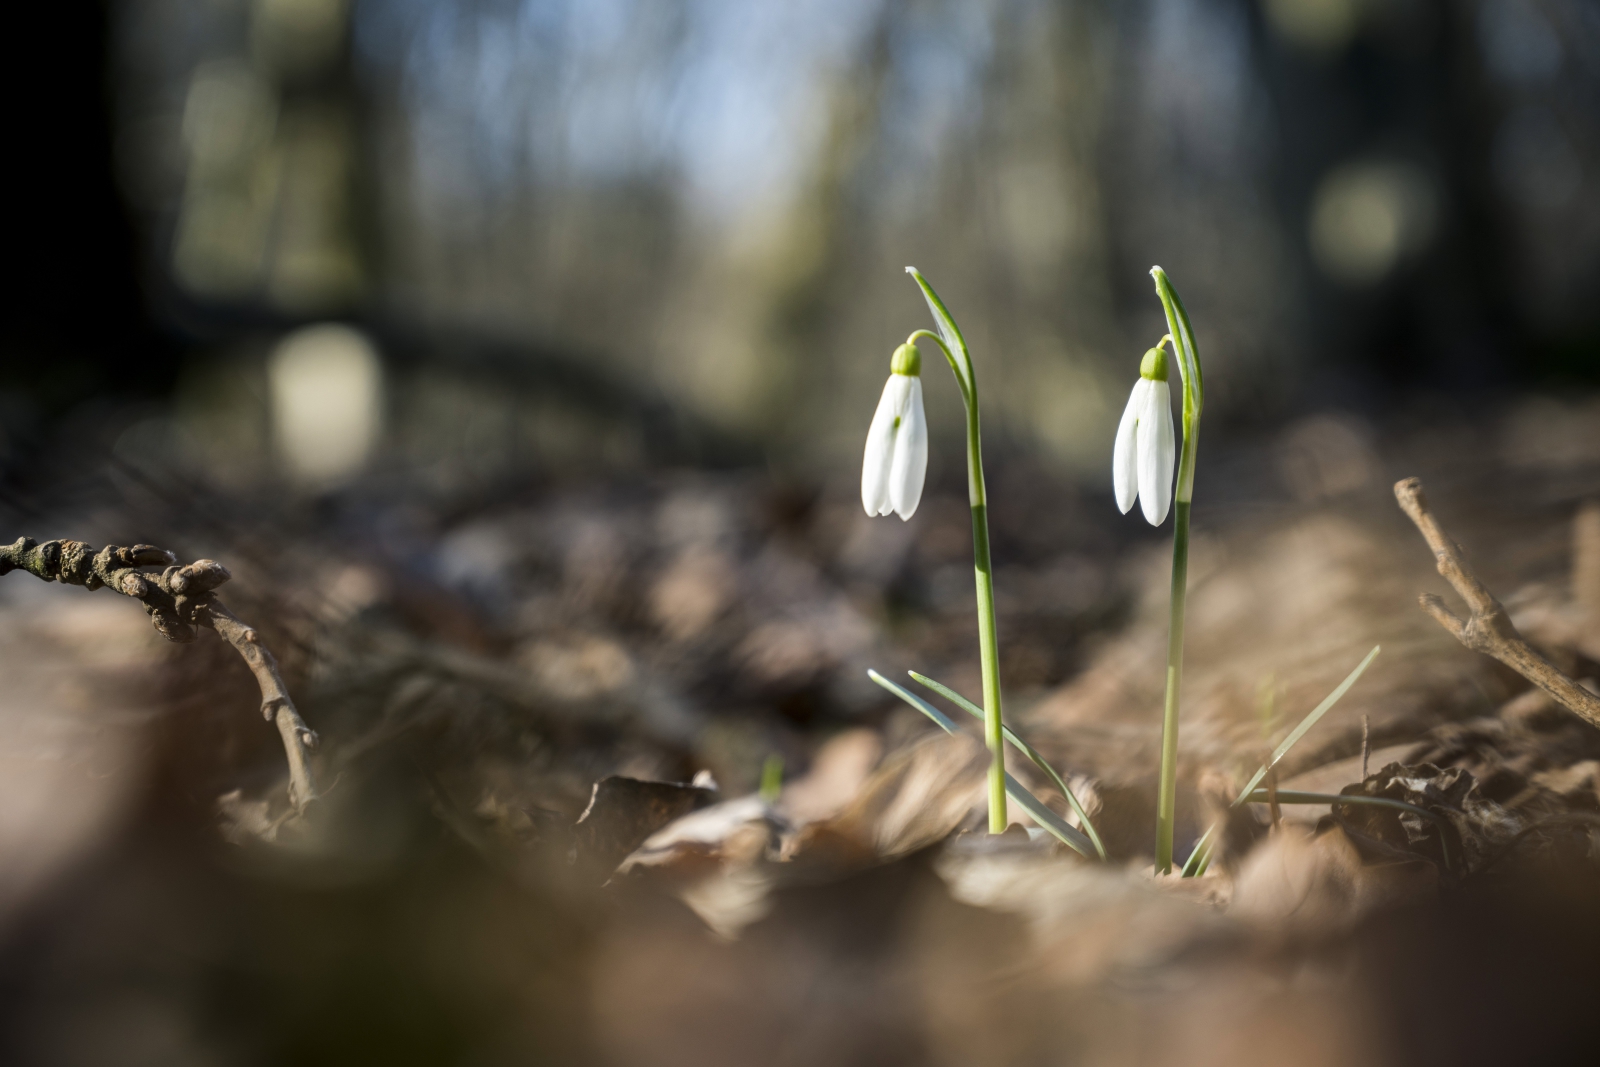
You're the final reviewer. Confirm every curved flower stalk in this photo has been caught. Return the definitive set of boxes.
[1113,340,1176,526]
[860,268,1008,834]
[861,343,929,520]
[1145,266,1205,873]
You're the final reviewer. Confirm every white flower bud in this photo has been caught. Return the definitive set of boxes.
[862,345,928,521]
[1112,347,1175,526]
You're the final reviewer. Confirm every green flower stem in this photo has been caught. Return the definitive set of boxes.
[907,301,1006,835]
[867,670,1096,856]
[970,503,1007,834]
[1151,267,1203,873]
[909,670,1106,859]
[1156,499,1191,872]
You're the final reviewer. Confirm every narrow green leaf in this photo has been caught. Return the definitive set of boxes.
[909,670,1106,861]
[1180,824,1216,878]
[1246,789,1435,811]
[1002,772,1096,857]
[1242,789,1455,870]
[905,267,971,396]
[1234,645,1380,804]
[1150,267,1203,413]
[759,753,784,803]
[1192,788,1455,876]
[1181,645,1381,877]
[868,670,1096,857]
[869,669,959,731]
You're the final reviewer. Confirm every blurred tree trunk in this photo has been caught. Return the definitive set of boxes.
[0,1,174,417]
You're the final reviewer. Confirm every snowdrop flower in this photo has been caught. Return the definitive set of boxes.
[861,342,928,520]
[1113,341,1175,525]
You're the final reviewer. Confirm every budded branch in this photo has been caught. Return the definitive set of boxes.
[0,536,318,811]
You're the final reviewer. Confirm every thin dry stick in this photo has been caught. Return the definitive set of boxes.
[0,537,318,810]
[1394,478,1600,731]
[1265,763,1281,830]
[1361,714,1370,780]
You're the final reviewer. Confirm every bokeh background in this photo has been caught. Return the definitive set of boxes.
[3,2,1600,1065]
[7,0,1598,491]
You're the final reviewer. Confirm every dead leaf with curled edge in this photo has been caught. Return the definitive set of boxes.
[571,775,717,884]
[1335,762,1521,874]
[618,796,784,939]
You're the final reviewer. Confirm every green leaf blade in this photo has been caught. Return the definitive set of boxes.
[868,669,959,734]
[909,670,1106,860]
[1150,266,1203,413]
[1233,645,1380,807]
[905,267,972,395]
[1180,824,1217,878]
[869,669,1096,857]
[1181,644,1381,878]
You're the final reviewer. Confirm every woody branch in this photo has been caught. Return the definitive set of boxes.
[1395,478,1600,731]
[0,537,319,811]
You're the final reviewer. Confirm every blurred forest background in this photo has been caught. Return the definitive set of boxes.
[5,0,1597,495]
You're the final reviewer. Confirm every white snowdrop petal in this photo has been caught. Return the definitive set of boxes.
[1112,379,1146,515]
[861,377,901,516]
[1151,380,1175,518]
[1137,379,1174,525]
[889,377,928,520]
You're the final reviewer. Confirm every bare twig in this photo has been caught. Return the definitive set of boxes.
[1394,478,1600,731]
[1265,763,1281,830]
[0,537,319,811]
[1361,714,1370,780]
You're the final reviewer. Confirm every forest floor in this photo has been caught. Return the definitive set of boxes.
[2,396,1600,1066]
